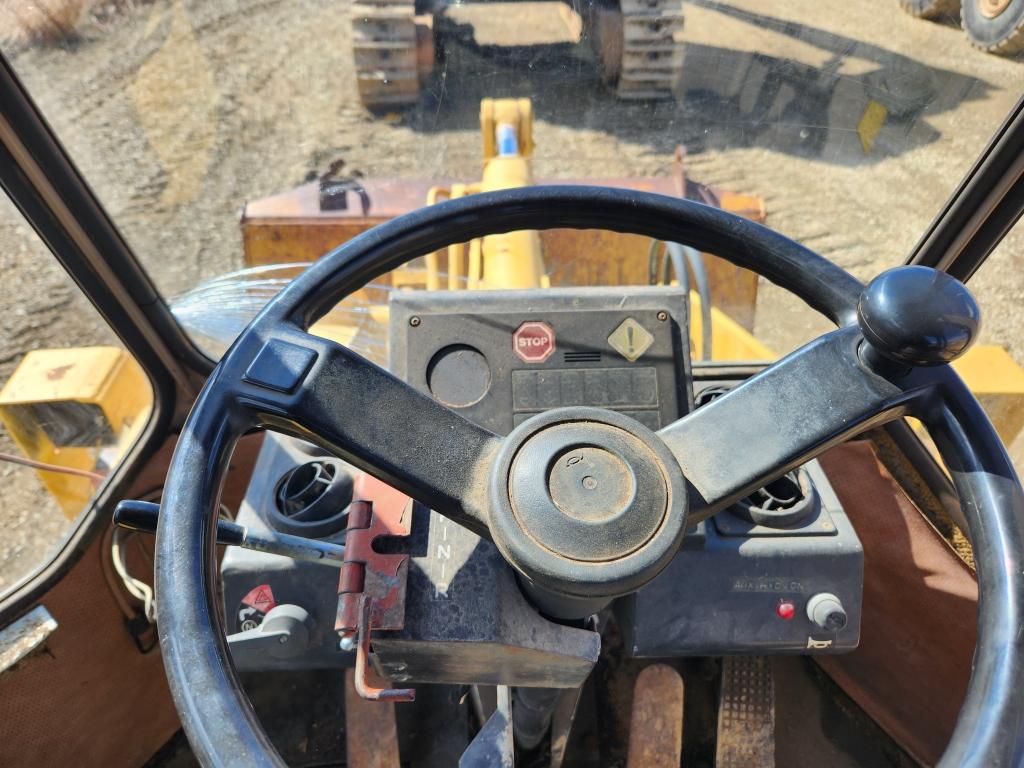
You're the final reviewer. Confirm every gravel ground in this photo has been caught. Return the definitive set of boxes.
[0,0,1021,588]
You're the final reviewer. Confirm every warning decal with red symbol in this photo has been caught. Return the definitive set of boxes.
[237,584,277,632]
[513,321,556,363]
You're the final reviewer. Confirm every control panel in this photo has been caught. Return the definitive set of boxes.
[388,286,693,435]
[221,287,864,672]
[221,436,351,669]
[371,287,694,681]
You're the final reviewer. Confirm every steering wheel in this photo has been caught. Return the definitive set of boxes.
[154,186,1024,767]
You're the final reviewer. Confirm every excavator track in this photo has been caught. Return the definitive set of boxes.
[351,0,421,109]
[616,0,684,100]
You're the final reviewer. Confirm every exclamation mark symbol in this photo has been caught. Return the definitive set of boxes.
[627,325,635,354]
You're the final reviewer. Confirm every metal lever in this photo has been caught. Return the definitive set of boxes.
[353,595,415,702]
[227,604,314,667]
[113,500,346,567]
[460,685,512,767]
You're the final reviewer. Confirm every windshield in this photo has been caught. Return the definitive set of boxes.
[2,0,1021,359]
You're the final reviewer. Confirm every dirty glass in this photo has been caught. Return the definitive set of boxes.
[958,216,1024,478]
[0,192,153,597]
[1,0,1022,363]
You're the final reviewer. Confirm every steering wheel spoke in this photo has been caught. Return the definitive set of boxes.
[658,326,937,519]
[232,327,499,537]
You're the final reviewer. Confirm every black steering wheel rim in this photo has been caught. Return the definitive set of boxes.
[155,185,1024,767]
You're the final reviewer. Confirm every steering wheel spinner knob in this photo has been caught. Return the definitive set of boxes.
[857,265,981,367]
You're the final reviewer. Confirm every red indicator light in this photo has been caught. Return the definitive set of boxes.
[776,601,796,620]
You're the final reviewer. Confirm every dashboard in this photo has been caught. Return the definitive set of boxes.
[220,287,863,675]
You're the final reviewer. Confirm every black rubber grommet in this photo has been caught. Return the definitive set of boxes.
[268,458,353,537]
[729,468,819,529]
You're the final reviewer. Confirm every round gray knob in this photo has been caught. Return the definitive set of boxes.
[806,592,848,632]
[857,266,980,366]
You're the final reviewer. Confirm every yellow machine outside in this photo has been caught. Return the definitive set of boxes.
[0,347,151,517]
[3,98,1024,517]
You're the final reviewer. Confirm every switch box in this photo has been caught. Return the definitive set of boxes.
[618,460,863,656]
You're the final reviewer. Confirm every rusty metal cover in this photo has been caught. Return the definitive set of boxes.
[816,441,978,765]
[336,474,413,632]
[344,668,401,768]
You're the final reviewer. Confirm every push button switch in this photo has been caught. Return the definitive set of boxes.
[806,592,848,631]
[775,600,796,620]
[243,340,317,393]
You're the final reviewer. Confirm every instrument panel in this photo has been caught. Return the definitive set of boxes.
[388,286,693,435]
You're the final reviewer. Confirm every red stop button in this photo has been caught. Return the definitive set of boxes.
[513,321,556,363]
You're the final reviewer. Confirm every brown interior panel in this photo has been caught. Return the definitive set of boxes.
[0,434,262,767]
[818,442,978,767]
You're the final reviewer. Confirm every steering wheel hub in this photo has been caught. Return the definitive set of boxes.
[510,422,668,562]
[548,445,635,523]
[489,407,687,617]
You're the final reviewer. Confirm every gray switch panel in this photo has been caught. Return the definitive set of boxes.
[221,435,352,671]
[618,460,863,656]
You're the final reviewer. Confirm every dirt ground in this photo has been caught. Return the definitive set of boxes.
[0,0,1022,589]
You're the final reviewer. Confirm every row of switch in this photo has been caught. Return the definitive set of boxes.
[774,592,848,631]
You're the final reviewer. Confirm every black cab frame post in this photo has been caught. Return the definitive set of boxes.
[907,95,1024,282]
[0,53,210,617]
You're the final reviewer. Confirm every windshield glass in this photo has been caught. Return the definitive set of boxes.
[2,0,1021,359]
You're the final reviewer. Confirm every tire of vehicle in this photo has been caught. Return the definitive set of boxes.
[898,0,959,19]
[961,0,1024,54]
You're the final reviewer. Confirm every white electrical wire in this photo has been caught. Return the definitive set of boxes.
[110,526,157,623]
[109,501,232,626]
